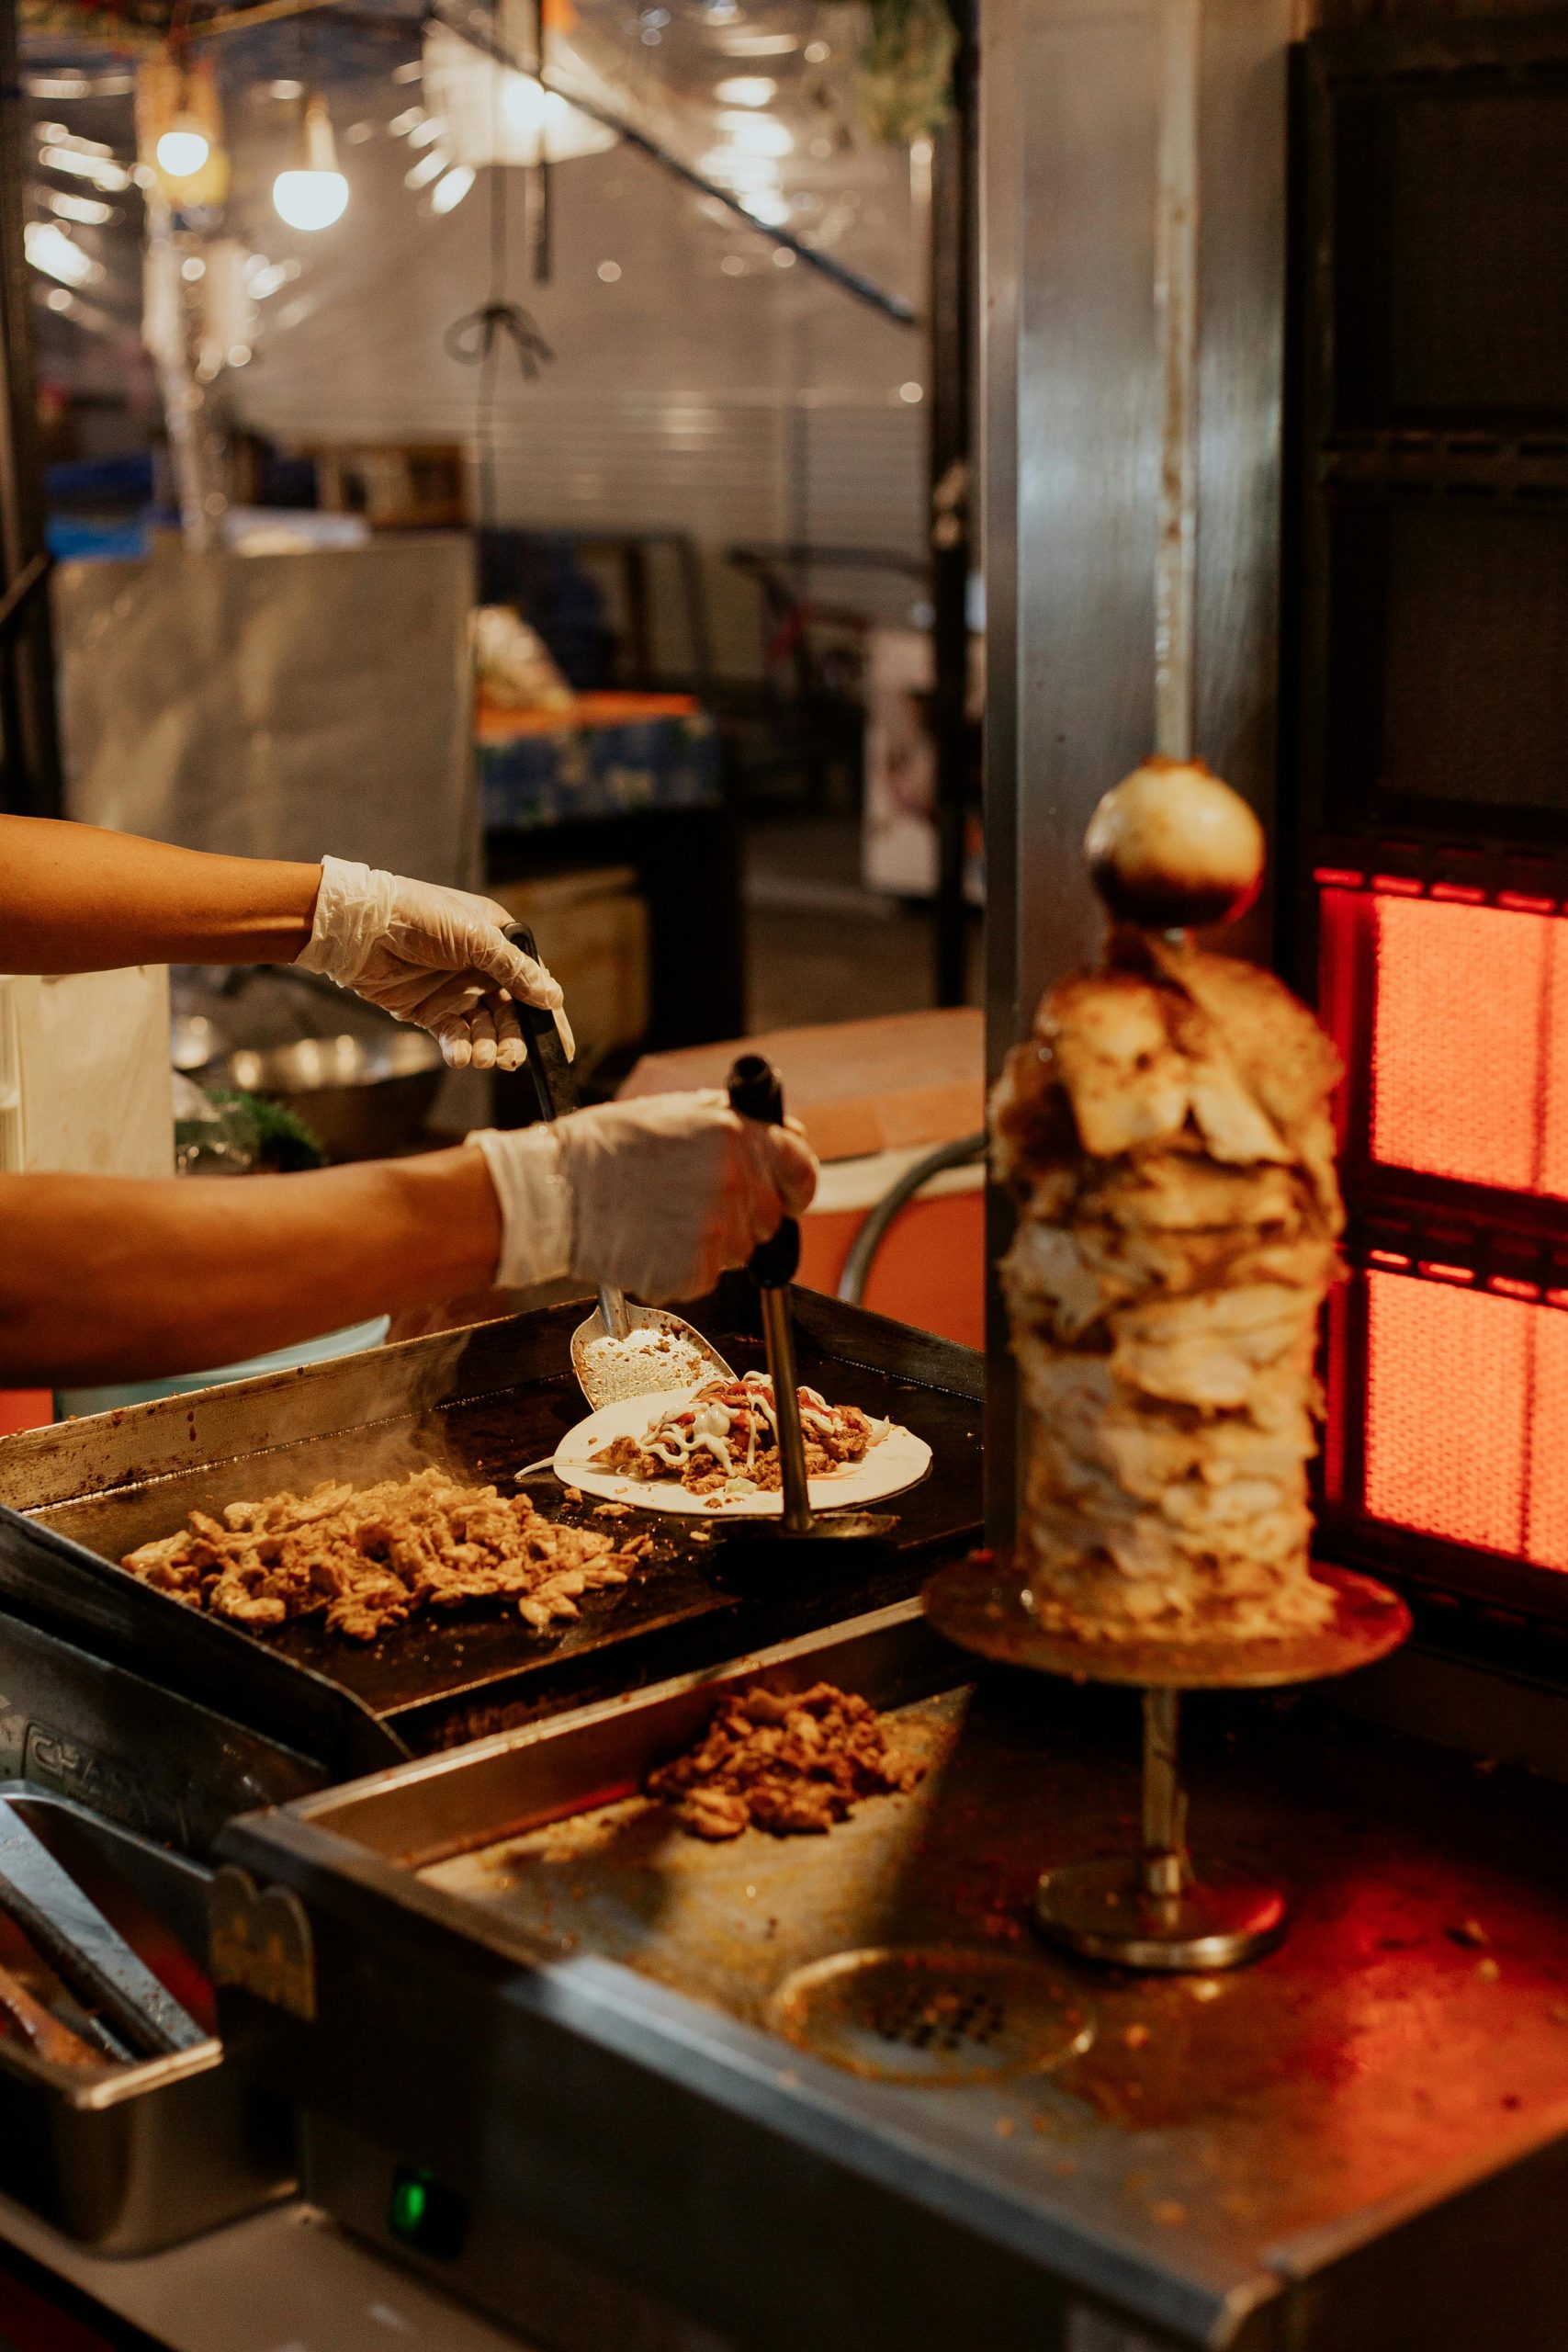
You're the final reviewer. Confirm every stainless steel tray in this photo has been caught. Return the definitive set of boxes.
[218,1603,1568,2352]
[0,1786,292,2252]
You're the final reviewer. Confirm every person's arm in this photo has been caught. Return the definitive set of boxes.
[0,814,321,971]
[0,1095,817,1386]
[0,818,567,1071]
[0,1150,500,1383]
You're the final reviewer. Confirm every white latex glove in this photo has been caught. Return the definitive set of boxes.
[473,1091,818,1303]
[297,854,572,1072]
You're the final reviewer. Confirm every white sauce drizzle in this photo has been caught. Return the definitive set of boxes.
[636,1370,889,1494]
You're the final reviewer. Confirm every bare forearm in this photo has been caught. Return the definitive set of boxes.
[0,815,321,971]
[0,1151,504,1383]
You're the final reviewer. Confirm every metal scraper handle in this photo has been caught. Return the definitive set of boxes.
[504,922,628,1342]
[727,1053,811,1534]
[0,1805,205,2056]
[0,1953,98,2068]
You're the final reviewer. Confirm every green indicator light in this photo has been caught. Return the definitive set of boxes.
[388,2165,468,2260]
[389,2176,428,2238]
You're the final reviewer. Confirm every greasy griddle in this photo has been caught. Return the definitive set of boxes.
[0,1287,981,1785]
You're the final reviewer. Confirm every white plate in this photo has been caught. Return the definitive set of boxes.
[551,1385,933,1519]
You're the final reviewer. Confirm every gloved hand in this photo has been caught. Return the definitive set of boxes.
[297,855,572,1072]
[473,1092,818,1303]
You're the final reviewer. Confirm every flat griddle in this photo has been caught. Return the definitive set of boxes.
[0,1285,980,1828]
[221,1600,1568,2352]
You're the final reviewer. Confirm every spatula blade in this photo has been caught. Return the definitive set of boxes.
[570,1302,734,1412]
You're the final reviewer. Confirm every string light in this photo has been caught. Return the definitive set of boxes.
[47,190,113,225]
[39,144,130,193]
[24,220,99,287]
[430,165,474,214]
[716,113,793,155]
[421,23,615,168]
[698,149,781,188]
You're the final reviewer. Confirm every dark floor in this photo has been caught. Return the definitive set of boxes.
[742,814,982,1033]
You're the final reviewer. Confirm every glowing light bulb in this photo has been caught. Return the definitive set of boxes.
[273,167,348,229]
[273,95,349,231]
[156,119,210,177]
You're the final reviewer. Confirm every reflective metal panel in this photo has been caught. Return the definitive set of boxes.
[982,0,1292,1536]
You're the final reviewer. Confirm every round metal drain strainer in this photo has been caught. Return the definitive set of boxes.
[764,1946,1095,2086]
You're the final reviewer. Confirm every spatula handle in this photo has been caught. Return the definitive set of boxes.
[727,1054,810,1532]
[727,1053,800,1290]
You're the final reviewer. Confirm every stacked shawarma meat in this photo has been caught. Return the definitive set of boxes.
[992,891,1346,1645]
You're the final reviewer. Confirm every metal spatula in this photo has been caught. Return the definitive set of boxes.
[504,925,734,1412]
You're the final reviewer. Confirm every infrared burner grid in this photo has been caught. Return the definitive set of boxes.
[1312,877,1568,1620]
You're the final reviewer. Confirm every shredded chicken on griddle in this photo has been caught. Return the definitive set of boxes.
[120,1467,649,1643]
[646,1680,923,1840]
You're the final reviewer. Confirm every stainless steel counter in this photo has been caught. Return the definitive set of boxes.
[0,2194,529,2352]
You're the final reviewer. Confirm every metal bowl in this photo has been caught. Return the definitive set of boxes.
[203,1030,445,1162]
[172,1012,226,1073]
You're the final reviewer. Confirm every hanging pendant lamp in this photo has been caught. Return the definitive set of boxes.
[273,92,349,231]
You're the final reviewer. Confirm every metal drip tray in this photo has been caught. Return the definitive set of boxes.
[765,1946,1093,2085]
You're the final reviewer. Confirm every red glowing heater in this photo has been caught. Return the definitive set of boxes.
[1315,889,1568,1597]
[1288,22,1568,1631]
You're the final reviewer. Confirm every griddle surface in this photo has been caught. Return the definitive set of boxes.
[33,1327,980,1737]
[419,1669,1568,2267]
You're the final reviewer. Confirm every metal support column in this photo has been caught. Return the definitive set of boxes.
[929,0,976,1010]
[0,0,62,819]
[980,0,1294,1544]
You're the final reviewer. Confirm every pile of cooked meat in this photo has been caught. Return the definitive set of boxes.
[594,1370,886,1498]
[646,1679,923,1839]
[120,1467,648,1643]
[991,929,1345,1644]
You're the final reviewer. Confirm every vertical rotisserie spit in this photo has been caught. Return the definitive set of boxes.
[991,759,1346,1643]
